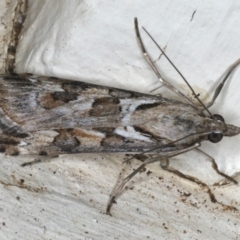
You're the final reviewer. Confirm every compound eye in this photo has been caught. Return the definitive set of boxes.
[208,114,225,143]
[208,132,223,143]
[213,114,225,122]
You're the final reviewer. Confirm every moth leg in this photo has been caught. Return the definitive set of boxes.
[21,155,59,167]
[160,158,218,203]
[134,18,196,107]
[160,158,237,211]
[195,148,238,184]
[205,58,240,109]
[106,143,199,215]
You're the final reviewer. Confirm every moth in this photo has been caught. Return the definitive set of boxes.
[1,18,240,215]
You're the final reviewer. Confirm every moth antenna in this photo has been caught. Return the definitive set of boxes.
[140,23,213,117]
[205,58,240,108]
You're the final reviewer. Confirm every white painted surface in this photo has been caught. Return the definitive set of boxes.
[1,0,240,239]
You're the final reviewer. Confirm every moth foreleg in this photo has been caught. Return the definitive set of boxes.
[195,148,238,184]
[106,143,200,215]
[205,58,240,109]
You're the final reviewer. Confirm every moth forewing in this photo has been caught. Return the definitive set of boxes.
[0,75,209,155]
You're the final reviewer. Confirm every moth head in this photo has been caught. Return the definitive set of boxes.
[208,114,240,143]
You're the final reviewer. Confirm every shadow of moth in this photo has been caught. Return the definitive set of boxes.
[1,18,240,215]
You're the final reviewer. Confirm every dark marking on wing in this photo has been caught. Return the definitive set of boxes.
[2,75,32,84]
[53,129,81,152]
[109,89,133,98]
[100,134,125,147]
[92,97,120,106]
[133,125,156,139]
[135,102,161,111]
[93,127,115,134]
[40,93,65,109]
[0,135,20,145]
[89,97,121,116]
[40,91,78,110]
[51,92,78,103]
[62,81,89,93]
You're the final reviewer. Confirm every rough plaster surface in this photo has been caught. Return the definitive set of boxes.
[1,1,240,239]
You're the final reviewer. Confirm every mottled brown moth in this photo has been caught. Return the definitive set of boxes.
[1,18,240,215]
